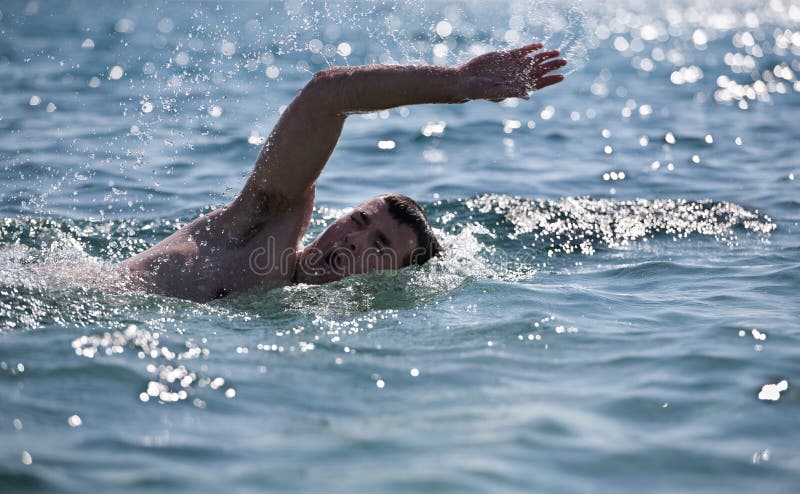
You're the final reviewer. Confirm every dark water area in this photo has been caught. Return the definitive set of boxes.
[1,1,799,492]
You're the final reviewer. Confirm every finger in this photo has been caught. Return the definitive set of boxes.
[509,42,543,58]
[529,50,560,65]
[530,74,565,90]
[531,58,568,76]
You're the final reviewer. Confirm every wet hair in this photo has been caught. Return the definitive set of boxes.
[381,193,442,267]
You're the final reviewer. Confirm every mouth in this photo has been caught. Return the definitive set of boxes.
[325,249,341,272]
[327,248,355,275]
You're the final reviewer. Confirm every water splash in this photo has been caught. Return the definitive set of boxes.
[465,194,776,256]
[0,193,776,329]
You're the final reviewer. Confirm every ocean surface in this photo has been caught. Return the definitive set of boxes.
[1,0,799,492]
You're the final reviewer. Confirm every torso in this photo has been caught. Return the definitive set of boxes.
[119,192,315,302]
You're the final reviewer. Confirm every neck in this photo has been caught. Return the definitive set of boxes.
[292,247,319,285]
[292,245,341,285]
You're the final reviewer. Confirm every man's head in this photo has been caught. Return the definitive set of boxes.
[297,193,441,283]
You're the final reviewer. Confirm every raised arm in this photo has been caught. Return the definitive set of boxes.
[227,43,565,232]
[314,43,566,111]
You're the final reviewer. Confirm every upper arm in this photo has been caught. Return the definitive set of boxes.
[227,64,463,236]
[230,74,346,224]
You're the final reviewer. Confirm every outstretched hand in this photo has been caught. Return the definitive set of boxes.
[457,43,566,102]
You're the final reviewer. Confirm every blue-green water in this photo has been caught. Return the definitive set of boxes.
[1,1,799,492]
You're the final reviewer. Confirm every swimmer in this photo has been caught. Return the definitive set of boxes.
[120,43,567,301]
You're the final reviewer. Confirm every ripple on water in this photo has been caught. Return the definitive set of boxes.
[1,0,800,492]
[0,193,777,332]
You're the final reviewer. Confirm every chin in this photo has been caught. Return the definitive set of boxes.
[303,269,346,285]
[296,248,346,284]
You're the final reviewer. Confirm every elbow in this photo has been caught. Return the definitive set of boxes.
[305,68,343,93]
[301,67,348,113]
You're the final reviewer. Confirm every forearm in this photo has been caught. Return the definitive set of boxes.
[306,64,465,114]
[230,44,564,229]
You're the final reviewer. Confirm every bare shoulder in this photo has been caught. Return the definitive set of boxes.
[119,188,316,301]
[224,186,315,242]
[118,224,208,299]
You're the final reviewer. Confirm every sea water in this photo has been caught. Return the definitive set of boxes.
[1,0,799,492]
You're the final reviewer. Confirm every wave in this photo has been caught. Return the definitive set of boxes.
[461,194,775,256]
[0,195,776,328]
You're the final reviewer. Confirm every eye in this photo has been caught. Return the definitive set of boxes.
[351,211,369,227]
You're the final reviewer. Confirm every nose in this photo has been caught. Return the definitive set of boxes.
[344,230,368,252]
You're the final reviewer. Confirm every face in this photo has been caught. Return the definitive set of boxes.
[297,197,419,284]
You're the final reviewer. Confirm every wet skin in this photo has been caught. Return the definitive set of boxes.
[119,43,566,301]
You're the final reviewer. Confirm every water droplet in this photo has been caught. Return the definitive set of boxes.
[175,52,190,66]
[336,42,352,57]
[752,449,771,464]
[692,29,708,46]
[114,18,134,33]
[503,119,521,134]
[220,40,236,57]
[265,65,280,79]
[435,20,453,38]
[108,65,124,80]
[308,39,323,53]
[421,121,446,137]
[758,380,788,401]
[157,18,174,34]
